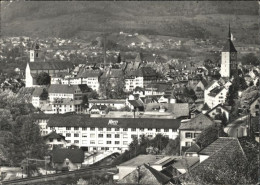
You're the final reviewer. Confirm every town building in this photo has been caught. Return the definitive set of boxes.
[35,114,180,152]
[43,131,67,150]
[220,25,238,78]
[52,148,84,171]
[178,113,216,153]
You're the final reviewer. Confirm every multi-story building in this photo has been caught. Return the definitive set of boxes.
[34,114,180,152]
[178,113,215,153]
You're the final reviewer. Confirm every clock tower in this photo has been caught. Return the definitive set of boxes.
[220,25,237,78]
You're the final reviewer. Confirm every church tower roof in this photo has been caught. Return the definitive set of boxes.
[223,25,237,52]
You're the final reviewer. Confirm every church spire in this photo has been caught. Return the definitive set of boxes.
[228,23,231,40]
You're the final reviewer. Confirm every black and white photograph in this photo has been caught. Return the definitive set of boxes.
[0,0,259,184]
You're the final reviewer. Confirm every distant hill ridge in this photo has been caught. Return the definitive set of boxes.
[1,1,259,44]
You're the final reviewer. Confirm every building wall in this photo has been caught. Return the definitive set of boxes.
[250,98,259,117]
[53,160,81,171]
[44,124,178,152]
[179,130,202,148]
[45,138,67,150]
[221,52,230,78]
[205,88,227,109]
[25,63,34,87]
[125,77,144,92]
[207,107,230,121]
[49,93,74,102]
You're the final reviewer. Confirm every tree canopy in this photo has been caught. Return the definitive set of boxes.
[36,72,51,85]
[241,53,259,66]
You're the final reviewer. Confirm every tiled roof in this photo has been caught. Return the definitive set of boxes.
[52,148,84,163]
[205,80,218,90]
[144,164,172,184]
[185,143,200,153]
[77,69,102,78]
[179,113,215,130]
[89,99,126,104]
[48,84,90,94]
[119,155,165,167]
[47,116,181,129]
[199,137,241,156]
[205,104,231,115]
[29,61,73,70]
[201,103,210,110]
[32,87,44,97]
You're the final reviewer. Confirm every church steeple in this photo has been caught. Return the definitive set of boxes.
[228,23,231,40]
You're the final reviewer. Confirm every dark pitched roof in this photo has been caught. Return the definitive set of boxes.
[201,103,210,111]
[32,87,44,97]
[222,39,237,52]
[43,131,65,140]
[208,86,225,97]
[47,115,181,129]
[128,99,144,107]
[77,69,102,78]
[89,104,108,111]
[29,61,73,70]
[179,113,215,130]
[144,164,171,184]
[48,84,87,94]
[52,148,84,163]
[199,137,241,156]
[206,104,231,115]
[185,143,200,153]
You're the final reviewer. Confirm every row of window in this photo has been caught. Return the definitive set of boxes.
[61,127,175,132]
[185,132,200,138]
[66,140,126,145]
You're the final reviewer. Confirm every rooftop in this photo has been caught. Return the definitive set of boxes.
[179,113,215,130]
[29,61,73,70]
[52,148,84,163]
[119,155,166,167]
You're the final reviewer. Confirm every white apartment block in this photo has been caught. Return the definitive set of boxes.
[125,77,144,92]
[35,115,180,152]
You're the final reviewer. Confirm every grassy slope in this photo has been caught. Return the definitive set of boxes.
[1,1,259,44]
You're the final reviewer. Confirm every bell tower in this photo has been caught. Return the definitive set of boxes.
[30,43,40,62]
[220,24,237,78]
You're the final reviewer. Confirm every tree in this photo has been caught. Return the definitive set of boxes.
[256,79,259,87]
[12,115,48,165]
[241,53,259,66]
[88,90,99,99]
[196,124,228,148]
[163,136,180,155]
[40,88,48,100]
[117,53,122,63]
[36,72,51,85]
[81,95,89,109]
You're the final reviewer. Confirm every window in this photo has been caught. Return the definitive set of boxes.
[82,140,88,144]
[164,129,169,132]
[131,128,136,132]
[90,127,95,131]
[115,134,120,138]
[74,127,79,130]
[255,105,259,109]
[98,140,103,144]
[185,133,192,138]
[148,135,153,138]
[66,127,71,130]
[148,128,153,131]
[57,138,61,142]
[49,138,53,142]
[172,129,177,132]
[66,140,71,143]
[82,127,87,130]
[140,128,144,132]
[194,133,200,138]
[82,134,87,137]
[123,134,128,139]
[107,141,111,144]
[66,133,71,137]
[185,142,192,147]
[74,140,79,144]
[107,134,111,138]
[131,135,137,139]
[90,140,95,144]
[115,141,120,145]
[98,128,103,131]
[156,129,160,132]
[107,128,111,131]
[123,141,128,145]
[98,134,103,138]
[115,128,120,131]
[74,134,79,137]
[123,128,128,131]
[90,134,95,138]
